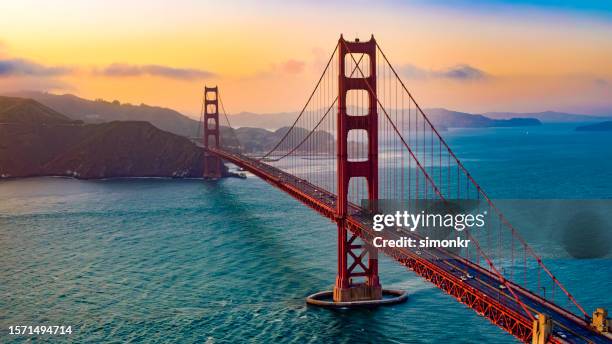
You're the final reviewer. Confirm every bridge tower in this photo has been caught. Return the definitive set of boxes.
[334,35,382,302]
[203,86,223,179]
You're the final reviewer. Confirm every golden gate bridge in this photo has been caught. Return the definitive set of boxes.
[197,35,610,344]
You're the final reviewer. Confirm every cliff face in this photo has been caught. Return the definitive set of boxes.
[0,96,224,179]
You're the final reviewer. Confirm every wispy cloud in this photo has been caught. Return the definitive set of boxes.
[0,77,75,93]
[400,63,490,81]
[594,78,609,87]
[243,58,308,81]
[280,59,306,74]
[0,58,72,77]
[98,63,215,80]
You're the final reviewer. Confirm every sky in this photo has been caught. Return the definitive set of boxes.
[0,0,611,118]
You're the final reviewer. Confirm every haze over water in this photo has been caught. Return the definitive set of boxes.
[1,124,611,343]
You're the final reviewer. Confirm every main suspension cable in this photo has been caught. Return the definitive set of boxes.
[258,43,339,160]
[218,92,242,151]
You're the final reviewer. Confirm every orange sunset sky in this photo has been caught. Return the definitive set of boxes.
[1,0,611,118]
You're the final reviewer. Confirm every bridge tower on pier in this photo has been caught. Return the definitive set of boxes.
[334,35,382,302]
[203,86,223,179]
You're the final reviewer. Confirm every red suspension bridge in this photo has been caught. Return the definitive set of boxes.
[198,36,610,344]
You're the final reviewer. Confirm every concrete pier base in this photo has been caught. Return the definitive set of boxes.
[333,284,382,302]
[306,289,408,308]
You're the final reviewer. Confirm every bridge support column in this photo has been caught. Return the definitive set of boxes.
[333,35,382,303]
[203,86,222,179]
[333,221,382,302]
[531,313,552,344]
[306,35,407,308]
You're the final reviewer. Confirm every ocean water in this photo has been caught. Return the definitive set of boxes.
[1,123,611,343]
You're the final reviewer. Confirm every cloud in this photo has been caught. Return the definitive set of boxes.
[0,77,75,93]
[99,63,215,80]
[281,59,306,74]
[400,63,490,81]
[594,78,609,87]
[401,64,430,79]
[440,64,489,80]
[0,58,72,77]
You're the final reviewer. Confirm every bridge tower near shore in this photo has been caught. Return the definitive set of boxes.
[203,86,223,179]
[333,36,382,302]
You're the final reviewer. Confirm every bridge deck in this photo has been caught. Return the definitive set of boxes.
[209,147,610,344]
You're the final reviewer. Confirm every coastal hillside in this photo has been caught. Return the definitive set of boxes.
[0,96,78,124]
[0,96,224,179]
[5,91,200,137]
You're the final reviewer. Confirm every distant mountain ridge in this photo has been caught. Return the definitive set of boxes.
[3,91,560,136]
[5,91,200,137]
[2,92,607,180]
[226,111,300,130]
[228,108,543,130]
[424,108,541,128]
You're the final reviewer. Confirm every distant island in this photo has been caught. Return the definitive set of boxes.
[575,121,612,132]
[0,96,228,179]
[484,110,611,123]
[423,108,541,128]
